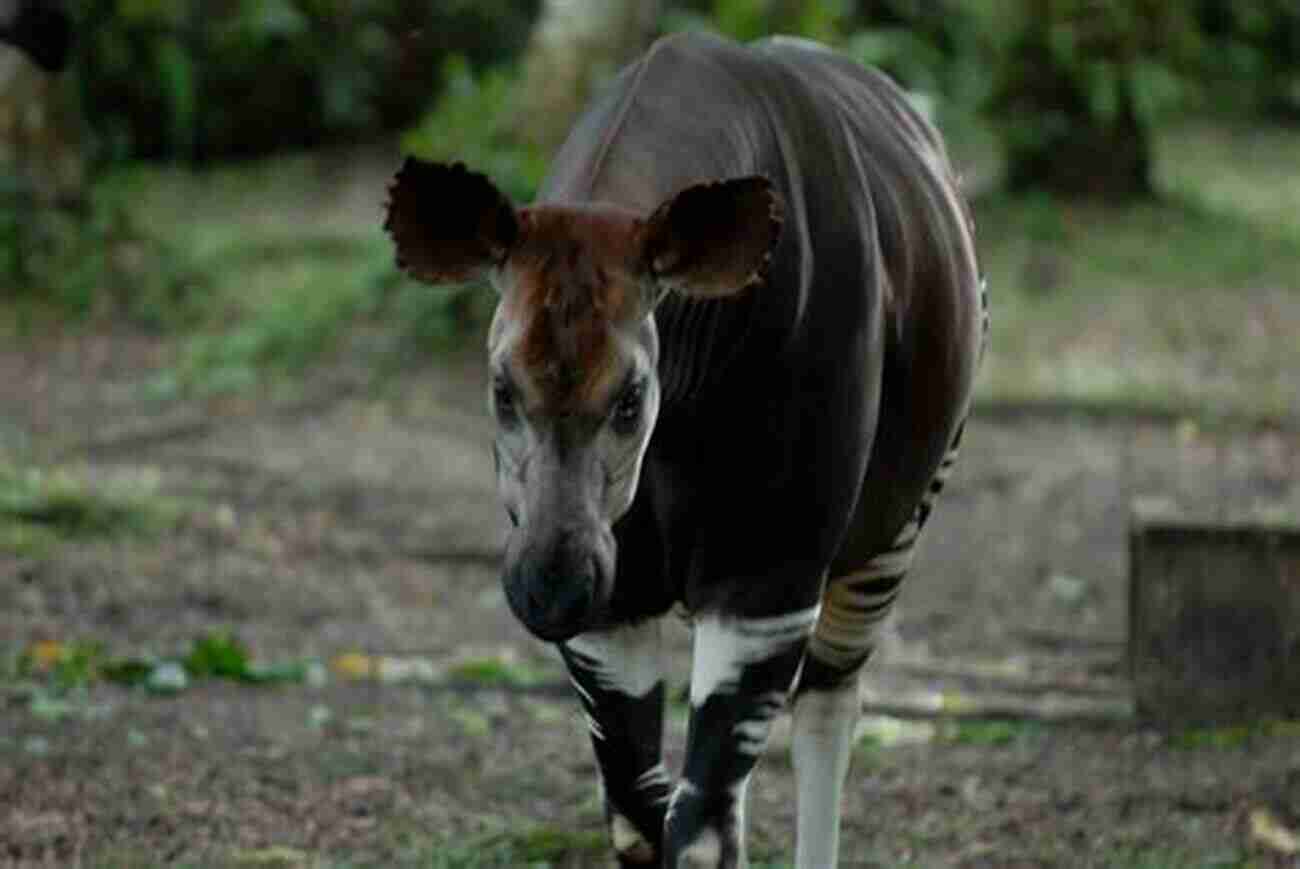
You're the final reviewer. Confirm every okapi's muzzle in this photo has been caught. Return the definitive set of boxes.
[502,522,616,642]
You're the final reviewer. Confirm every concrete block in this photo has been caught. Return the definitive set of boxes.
[1129,501,1300,725]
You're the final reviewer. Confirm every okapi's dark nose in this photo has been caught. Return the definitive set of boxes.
[503,532,607,642]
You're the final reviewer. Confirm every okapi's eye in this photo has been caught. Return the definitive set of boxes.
[492,377,518,426]
[610,379,645,435]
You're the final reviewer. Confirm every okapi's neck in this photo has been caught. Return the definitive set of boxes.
[654,290,760,408]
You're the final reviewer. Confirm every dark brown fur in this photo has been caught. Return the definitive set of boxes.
[505,205,643,412]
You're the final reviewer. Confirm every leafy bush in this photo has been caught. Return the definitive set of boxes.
[976,0,1203,197]
[1196,0,1300,120]
[71,0,540,163]
[1,175,202,325]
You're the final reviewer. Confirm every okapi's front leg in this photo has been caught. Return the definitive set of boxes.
[561,619,671,865]
[665,606,819,867]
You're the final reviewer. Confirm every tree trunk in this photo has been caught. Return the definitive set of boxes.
[1,51,85,292]
[515,0,661,156]
[0,52,83,206]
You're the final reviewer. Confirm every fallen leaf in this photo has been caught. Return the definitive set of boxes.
[1250,807,1300,855]
[229,845,310,866]
[330,652,374,679]
[27,640,66,669]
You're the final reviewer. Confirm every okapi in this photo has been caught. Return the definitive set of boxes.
[385,31,984,869]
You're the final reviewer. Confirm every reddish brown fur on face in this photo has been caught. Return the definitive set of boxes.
[503,205,644,413]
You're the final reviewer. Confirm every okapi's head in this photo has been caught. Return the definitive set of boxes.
[385,158,781,641]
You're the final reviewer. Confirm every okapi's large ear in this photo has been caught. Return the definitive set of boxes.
[639,176,783,301]
[384,158,518,284]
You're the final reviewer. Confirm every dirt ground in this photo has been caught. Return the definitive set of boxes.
[2,332,1299,867]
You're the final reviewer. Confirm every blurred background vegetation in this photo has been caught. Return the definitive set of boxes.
[2,0,1298,420]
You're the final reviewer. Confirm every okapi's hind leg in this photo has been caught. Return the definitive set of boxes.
[561,619,671,865]
[789,424,964,869]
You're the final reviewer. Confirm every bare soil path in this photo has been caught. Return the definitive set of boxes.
[2,333,1298,867]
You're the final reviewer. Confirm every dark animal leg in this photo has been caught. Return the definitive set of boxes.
[789,421,965,867]
[561,619,670,865]
[663,606,818,867]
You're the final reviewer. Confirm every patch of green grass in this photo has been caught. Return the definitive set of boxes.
[445,656,552,688]
[1156,120,1300,243]
[942,718,1043,746]
[1105,847,1255,868]
[426,824,608,867]
[148,237,390,397]
[0,466,183,555]
[950,116,1300,426]
[1167,718,1300,750]
[7,631,312,712]
[975,188,1300,424]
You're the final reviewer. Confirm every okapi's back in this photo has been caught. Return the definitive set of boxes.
[543,32,979,354]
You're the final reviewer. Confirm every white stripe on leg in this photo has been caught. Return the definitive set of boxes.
[689,606,819,704]
[791,677,861,869]
[565,618,663,699]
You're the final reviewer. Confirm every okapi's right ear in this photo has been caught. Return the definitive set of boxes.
[639,175,783,303]
[384,158,518,284]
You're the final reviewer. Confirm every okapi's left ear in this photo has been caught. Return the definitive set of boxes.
[639,176,783,301]
[384,157,518,284]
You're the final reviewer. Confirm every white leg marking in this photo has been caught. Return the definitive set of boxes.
[731,777,750,868]
[733,691,788,757]
[792,678,861,869]
[565,618,663,698]
[689,607,819,706]
[634,762,673,805]
[679,827,722,867]
[579,711,604,742]
[665,779,698,828]
[611,812,654,862]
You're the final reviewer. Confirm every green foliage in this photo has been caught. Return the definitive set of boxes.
[153,235,394,397]
[7,632,314,711]
[0,466,183,555]
[445,656,549,688]
[943,718,1042,746]
[392,57,544,350]
[401,57,547,204]
[0,176,203,325]
[427,824,608,867]
[844,0,997,131]
[664,0,853,46]
[71,0,541,163]
[1196,0,1300,119]
[978,0,1203,196]
[1168,719,1300,750]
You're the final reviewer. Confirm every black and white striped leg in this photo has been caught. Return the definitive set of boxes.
[665,606,819,868]
[790,423,964,869]
[562,619,670,866]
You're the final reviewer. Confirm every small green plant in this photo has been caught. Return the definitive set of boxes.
[428,824,608,867]
[1168,719,1300,750]
[0,466,183,555]
[8,631,312,711]
[156,236,392,396]
[445,656,549,688]
[1,178,204,327]
[944,718,1041,746]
